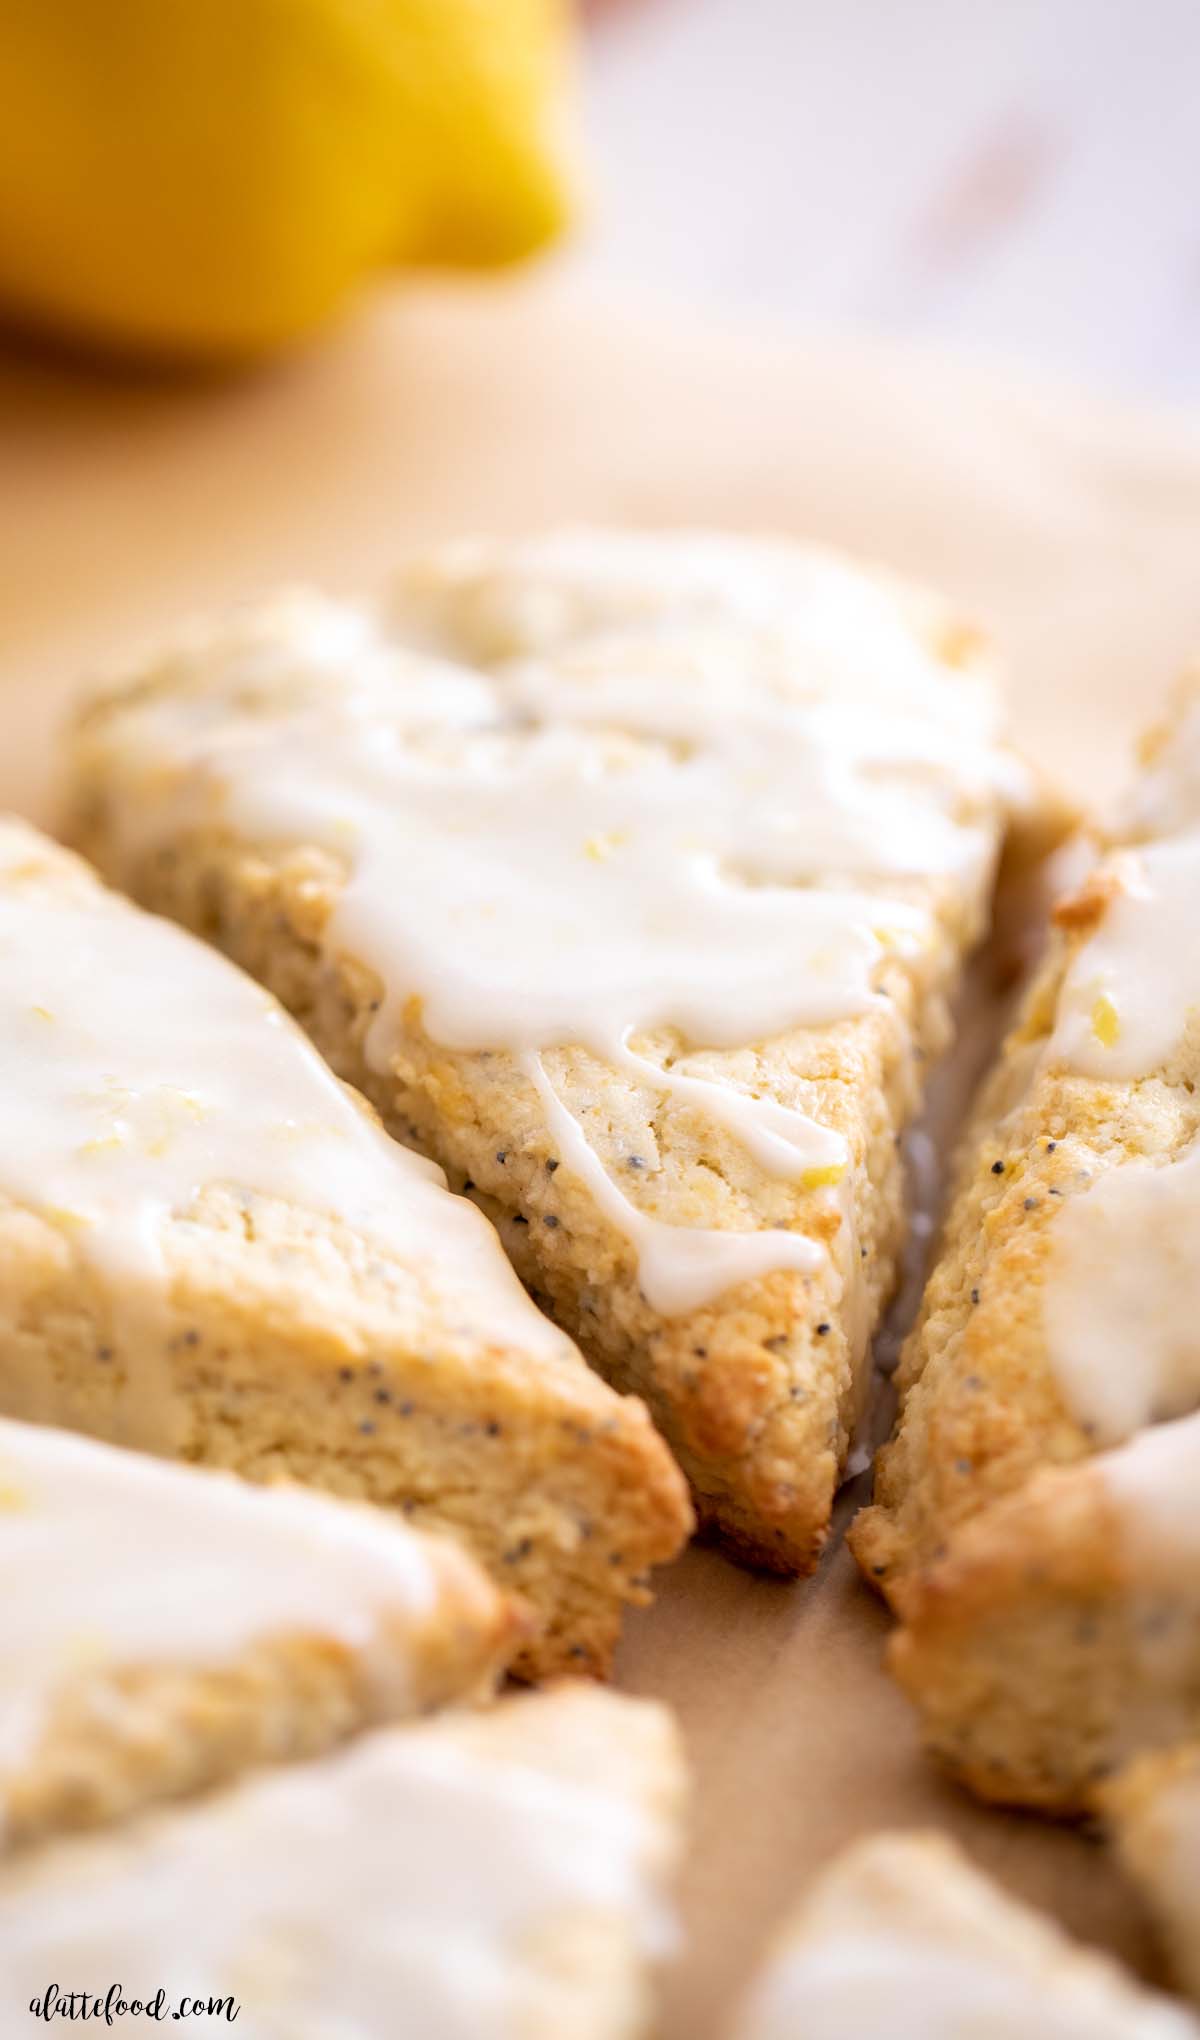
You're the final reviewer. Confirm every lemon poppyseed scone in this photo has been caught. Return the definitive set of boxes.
[65,528,1036,1571]
[848,676,1200,1806]
[0,1415,522,1850]
[886,1415,1200,1810]
[1107,1745,1200,2006]
[0,819,689,1679]
[736,1831,1195,2040]
[0,1685,687,2040]
[854,673,1200,1597]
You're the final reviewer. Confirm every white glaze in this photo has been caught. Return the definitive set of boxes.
[396,531,996,742]
[741,1836,1194,2040]
[0,1693,678,2040]
[1086,1417,1200,1716]
[0,821,568,1450]
[745,1937,1193,2039]
[1040,798,1200,1442]
[1044,1141,1200,1447]
[1098,1412,1200,1573]
[524,1054,830,1313]
[0,1416,473,1785]
[87,533,1018,1316]
[1050,839,1200,1081]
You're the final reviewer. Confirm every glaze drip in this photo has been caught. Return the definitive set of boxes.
[0,822,566,1452]
[0,1417,458,1785]
[91,535,1018,1315]
[1043,700,1200,1443]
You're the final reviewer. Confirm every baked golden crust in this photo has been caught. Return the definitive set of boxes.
[0,821,691,1680]
[58,818,944,1573]
[884,1453,1200,1813]
[8,1597,524,1854]
[854,680,1200,1596]
[64,532,1028,1573]
[850,671,1200,1812]
[2,1404,525,1850]
[848,917,1143,1593]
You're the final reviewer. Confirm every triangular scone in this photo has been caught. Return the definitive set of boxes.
[1107,1745,1200,2007]
[737,1832,1195,2040]
[0,1686,687,2040]
[847,676,1200,1808]
[65,529,1031,1570]
[886,1415,1200,1812]
[0,820,690,1678]
[0,1414,521,1850]
[854,671,1200,1602]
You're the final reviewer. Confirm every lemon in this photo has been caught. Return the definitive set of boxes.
[0,0,575,361]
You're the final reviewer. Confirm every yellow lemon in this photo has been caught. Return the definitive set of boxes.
[0,0,575,361]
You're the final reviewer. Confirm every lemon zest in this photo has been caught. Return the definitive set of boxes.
[1091,993,1121,1049]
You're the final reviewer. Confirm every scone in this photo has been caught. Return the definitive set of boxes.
[736,1831,1195,2039]
[0,1685,687,2040]
[0,1414,521,1850]
[854,673,1200,1598]
[0,818,690,1678]
[1106,1744,1200,2006]
[850,675,1200,1806]
[65,528,1033,1571]
[887,1414,1200,1810]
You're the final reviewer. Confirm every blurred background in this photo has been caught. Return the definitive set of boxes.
[580,0,1200,398]
[5,0,1200,819]
[2,0,1197,389]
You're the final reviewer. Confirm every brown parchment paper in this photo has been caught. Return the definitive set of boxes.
[3,273,1200,2037]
